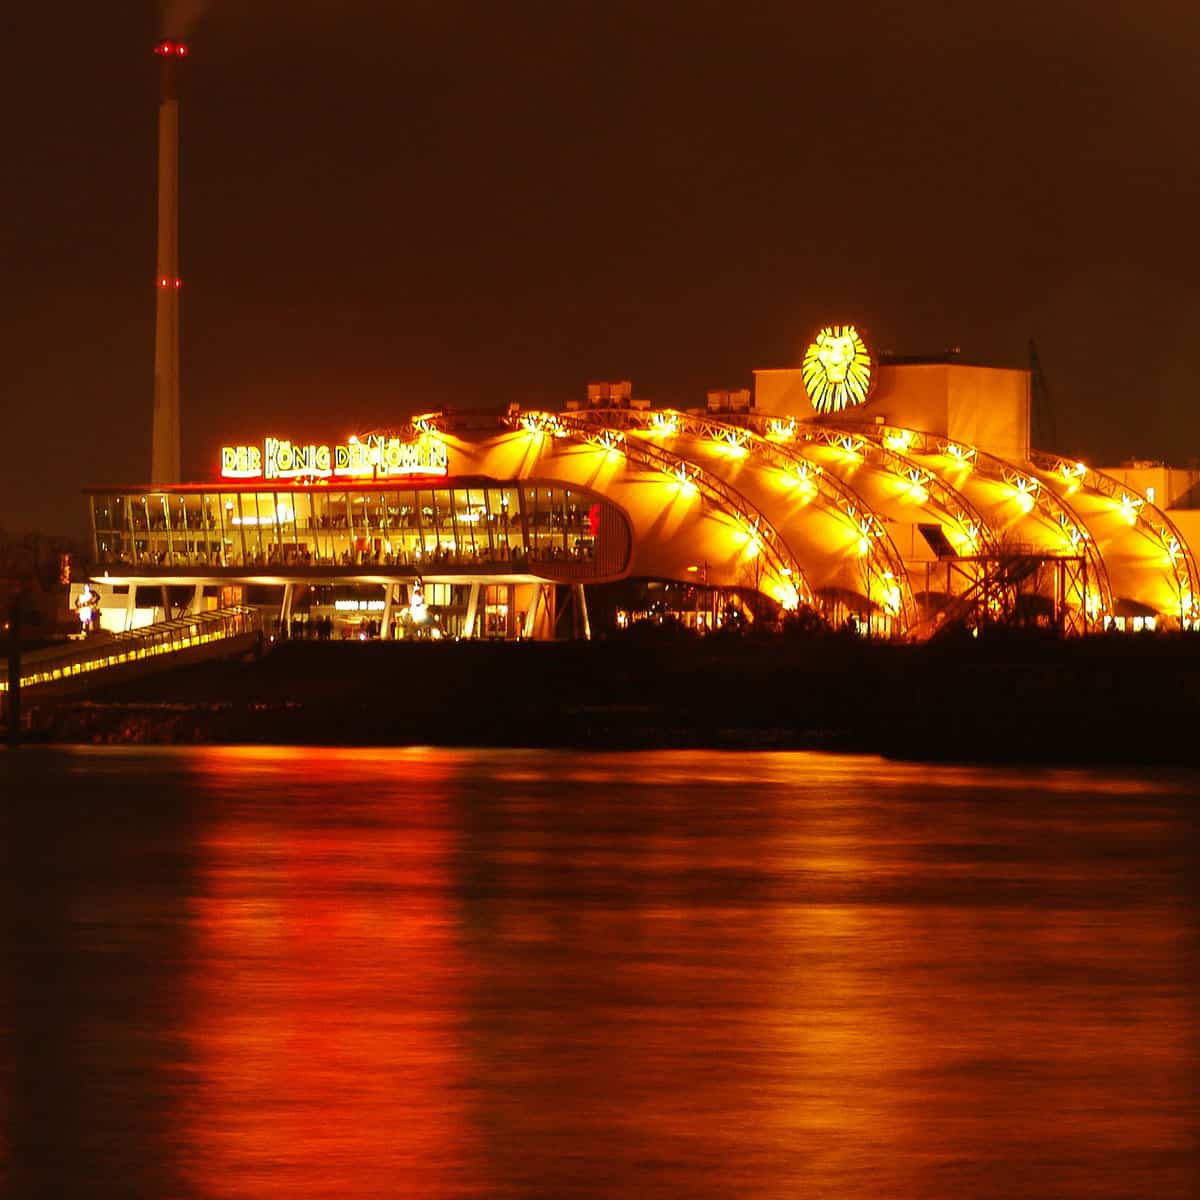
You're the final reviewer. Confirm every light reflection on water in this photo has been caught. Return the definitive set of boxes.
[1,746,1197,1198]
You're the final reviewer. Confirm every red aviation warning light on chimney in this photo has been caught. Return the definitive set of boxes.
[154,41,189,57]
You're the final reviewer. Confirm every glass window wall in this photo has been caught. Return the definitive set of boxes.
[89,483,626,576]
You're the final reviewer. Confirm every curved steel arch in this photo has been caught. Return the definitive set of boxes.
[627,410,916,632]
[835,424,1114,626]
[1030,451,1200,627]
[532,413,815,612]
[561,408,914,630]
[773,421,996,555]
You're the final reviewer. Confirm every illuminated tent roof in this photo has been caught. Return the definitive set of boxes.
[446,332,1198,636]
[83,326,1200,640]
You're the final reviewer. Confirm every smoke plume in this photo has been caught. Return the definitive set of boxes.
[159,0,213,38]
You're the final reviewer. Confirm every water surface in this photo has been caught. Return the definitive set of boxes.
[1,747,1196,1198]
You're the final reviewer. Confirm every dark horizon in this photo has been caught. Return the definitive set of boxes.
[5,1,1198,537]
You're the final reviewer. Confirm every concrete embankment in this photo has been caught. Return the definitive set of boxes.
[16,631,1200,764]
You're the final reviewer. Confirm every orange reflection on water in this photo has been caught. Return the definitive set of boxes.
[451,752,1199,1199]
[157,748,1199,1199]
[178,748,483,1199]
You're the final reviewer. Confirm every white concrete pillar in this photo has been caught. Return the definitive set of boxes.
[280,583,294,639]
[523,584,543,640]
[573,584,591,640]
[382,585,395,640]
[463,582,481,638]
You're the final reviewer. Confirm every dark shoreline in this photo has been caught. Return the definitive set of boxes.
[11,632,1200,766]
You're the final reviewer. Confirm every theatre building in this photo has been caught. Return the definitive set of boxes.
[81,327,1200,640]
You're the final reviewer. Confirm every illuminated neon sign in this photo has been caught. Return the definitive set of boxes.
[220,434,449,480]
[221,444,263,478]
[802,325,874,414]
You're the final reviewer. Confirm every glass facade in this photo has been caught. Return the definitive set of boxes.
[89,481,631,579]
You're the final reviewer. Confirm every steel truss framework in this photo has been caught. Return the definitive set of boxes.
[941,552,1092,637]
[746,417,1006,624]
[826,423,1114,630]
[561,407,916,631]
[744,419,1101,638]
[765,422,994,554]
[1029,451,1200,627]
[506,409,1155,636]
[519,412,814,612]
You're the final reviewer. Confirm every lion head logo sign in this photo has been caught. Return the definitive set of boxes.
[802,325,874,414]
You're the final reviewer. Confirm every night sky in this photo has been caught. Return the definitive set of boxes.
[4,1,1199,536]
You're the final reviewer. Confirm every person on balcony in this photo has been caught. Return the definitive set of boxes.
[75,585,101,636]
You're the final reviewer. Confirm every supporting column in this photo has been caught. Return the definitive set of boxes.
[463,582,481,639]
[523,584,542,640]
[573,584,591,640]
[6,595,22,748]
[382,584,395,640]
[280,583,294,639]
[124,587,137,633]
[191,583,204,616]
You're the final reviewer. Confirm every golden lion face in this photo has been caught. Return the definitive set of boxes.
[802,325,873,414]
[816,333,856,383]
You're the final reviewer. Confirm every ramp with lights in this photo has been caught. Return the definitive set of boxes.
[0,606,265,696]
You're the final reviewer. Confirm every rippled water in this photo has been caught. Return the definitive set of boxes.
[1,747,1197,1198]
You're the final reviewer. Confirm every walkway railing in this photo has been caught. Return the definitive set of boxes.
[0,605,265,693]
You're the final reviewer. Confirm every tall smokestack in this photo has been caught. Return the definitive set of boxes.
[151,39,187,484]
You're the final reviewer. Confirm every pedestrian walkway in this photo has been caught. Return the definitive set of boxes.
[0,606,265,694]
